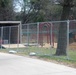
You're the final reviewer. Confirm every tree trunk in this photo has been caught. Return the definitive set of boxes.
[55,0,74,56]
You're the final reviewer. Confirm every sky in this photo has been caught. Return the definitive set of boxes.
[14,0,23,12]
[14,0,30,12]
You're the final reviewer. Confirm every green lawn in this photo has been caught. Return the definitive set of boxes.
[0,46,76,68]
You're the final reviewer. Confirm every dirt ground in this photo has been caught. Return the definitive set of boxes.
[2,42,76,50]
[2,44,25,48]
[69,42,76,50]
[42,43,57,48]
[43,42,76,50]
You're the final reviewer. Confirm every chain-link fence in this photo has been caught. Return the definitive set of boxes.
[0,20,76,61]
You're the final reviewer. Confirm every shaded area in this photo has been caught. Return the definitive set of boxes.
[0,21,21,44]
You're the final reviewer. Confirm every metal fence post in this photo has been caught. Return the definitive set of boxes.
[50,22,53,56]
[67,20,70,59]
[37,22,39,55]
[27,24,30,46]
[1,27,3,49]
[9,26,11,49]
[37,22,39,46]
[20,22,22,44]
[26,24,30,54]
[51,22,53,48]
[17,25,19,52]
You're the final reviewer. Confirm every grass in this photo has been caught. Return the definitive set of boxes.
[0,46,76,68]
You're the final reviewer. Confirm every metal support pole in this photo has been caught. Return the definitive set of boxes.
[26,24,30,54]
[9,27,11,48]
[1,27,3,49]
[17,26,19,52]
[50,22,53,56]
[27,24,29,46]
[51,22,53,48]
[67,20,70,59]
[37,22,39,46]
[37,22,39,55]
[19,22,22,44]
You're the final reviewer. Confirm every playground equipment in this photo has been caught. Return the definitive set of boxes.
[39,22,54,47]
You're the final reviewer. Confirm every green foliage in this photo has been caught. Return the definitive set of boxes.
[0,0,15,21]
[0,0,12,7]
[14,0,76,22]
[20,0,63,23]
[47,4,62,20]
[33,12,45,22]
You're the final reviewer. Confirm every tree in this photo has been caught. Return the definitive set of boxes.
[15,0,62,23]
[55,0,74,55]
[21,0,45,23]
[0,0,15,21]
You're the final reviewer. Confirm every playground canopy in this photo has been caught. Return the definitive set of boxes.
[0,21,21,44]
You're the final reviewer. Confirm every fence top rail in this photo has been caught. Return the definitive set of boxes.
[22,20,76,25]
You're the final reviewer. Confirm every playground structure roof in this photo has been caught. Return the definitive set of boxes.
[0,21,21,24]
